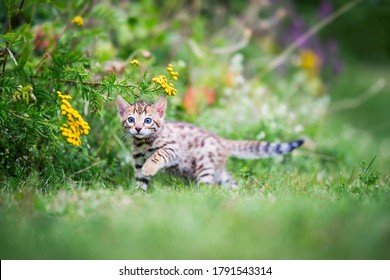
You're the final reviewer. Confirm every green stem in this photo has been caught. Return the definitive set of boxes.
[19,0,25,11]
[2,0,26,74]
[8,110,59,129]
[363,155,377,176]
[1,44,8,74]
[55,79,141,98]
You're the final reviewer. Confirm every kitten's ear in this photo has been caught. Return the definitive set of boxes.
[115,96,130,118]
[152,95,167,118]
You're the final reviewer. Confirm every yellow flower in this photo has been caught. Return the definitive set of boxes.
[71,16,84,27]
[166,63,179,80]
[57,91,71,100]
[298,49,321,76]
[152,75,177,96]
[57,90,90,147]
[130,59,140,66]
[151,64,180,96]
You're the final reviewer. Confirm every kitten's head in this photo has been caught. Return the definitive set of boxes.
[115,95,167,139]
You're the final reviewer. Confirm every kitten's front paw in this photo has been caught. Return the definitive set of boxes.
[135,181,148,192]
[141,163,159,177]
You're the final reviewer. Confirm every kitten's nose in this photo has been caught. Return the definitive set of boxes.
[135,127,142,133]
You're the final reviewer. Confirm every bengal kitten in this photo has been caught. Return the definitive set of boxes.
[116,96,304,191]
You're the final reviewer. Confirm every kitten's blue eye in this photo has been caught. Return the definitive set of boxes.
[128,117,135,123]
[144,117,152,124]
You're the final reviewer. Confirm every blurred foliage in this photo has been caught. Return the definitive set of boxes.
[1,0,389,260]
[293,0,390,61]
[292,0,390,155]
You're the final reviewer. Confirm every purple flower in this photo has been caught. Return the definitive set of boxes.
[318,0,333,19]
[277,1,343,76]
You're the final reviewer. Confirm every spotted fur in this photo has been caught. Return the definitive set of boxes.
[116,95,304,191]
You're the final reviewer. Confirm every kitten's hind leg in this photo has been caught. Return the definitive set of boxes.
[196,174,215,185]
[216,170,238,189]
[195,166,216,185]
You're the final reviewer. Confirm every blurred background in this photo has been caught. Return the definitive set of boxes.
[295,0,390,153]
[1,0,390,260]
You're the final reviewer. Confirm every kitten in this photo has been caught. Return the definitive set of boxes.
[116,95,304,191]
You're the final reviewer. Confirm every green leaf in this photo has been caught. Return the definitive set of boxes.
[1,24,33,46]
[91,4,120,26]
[15,41,33,68]
[0,77,19,96]
[2,0,19,16]
[24,0,66,10]
[53,49,85,67]
[47,0,66,10]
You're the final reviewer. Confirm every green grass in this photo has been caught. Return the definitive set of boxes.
[1,178,389,260]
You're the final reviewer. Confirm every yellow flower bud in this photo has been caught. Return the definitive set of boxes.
[130,59,140,66]
[71,16,84,27]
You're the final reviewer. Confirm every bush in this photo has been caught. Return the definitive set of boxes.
[0,1,184,183]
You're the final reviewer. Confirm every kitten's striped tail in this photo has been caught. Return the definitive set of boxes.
[226,139,304,159]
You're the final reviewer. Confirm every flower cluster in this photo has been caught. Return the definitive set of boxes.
[166,64,179,80]
[151,64,179,96]
[152,75,177,96]
[71,16,84,27]
[57,91,90,147]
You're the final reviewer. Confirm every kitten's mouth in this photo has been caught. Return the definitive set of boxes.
[133,132,146,138]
